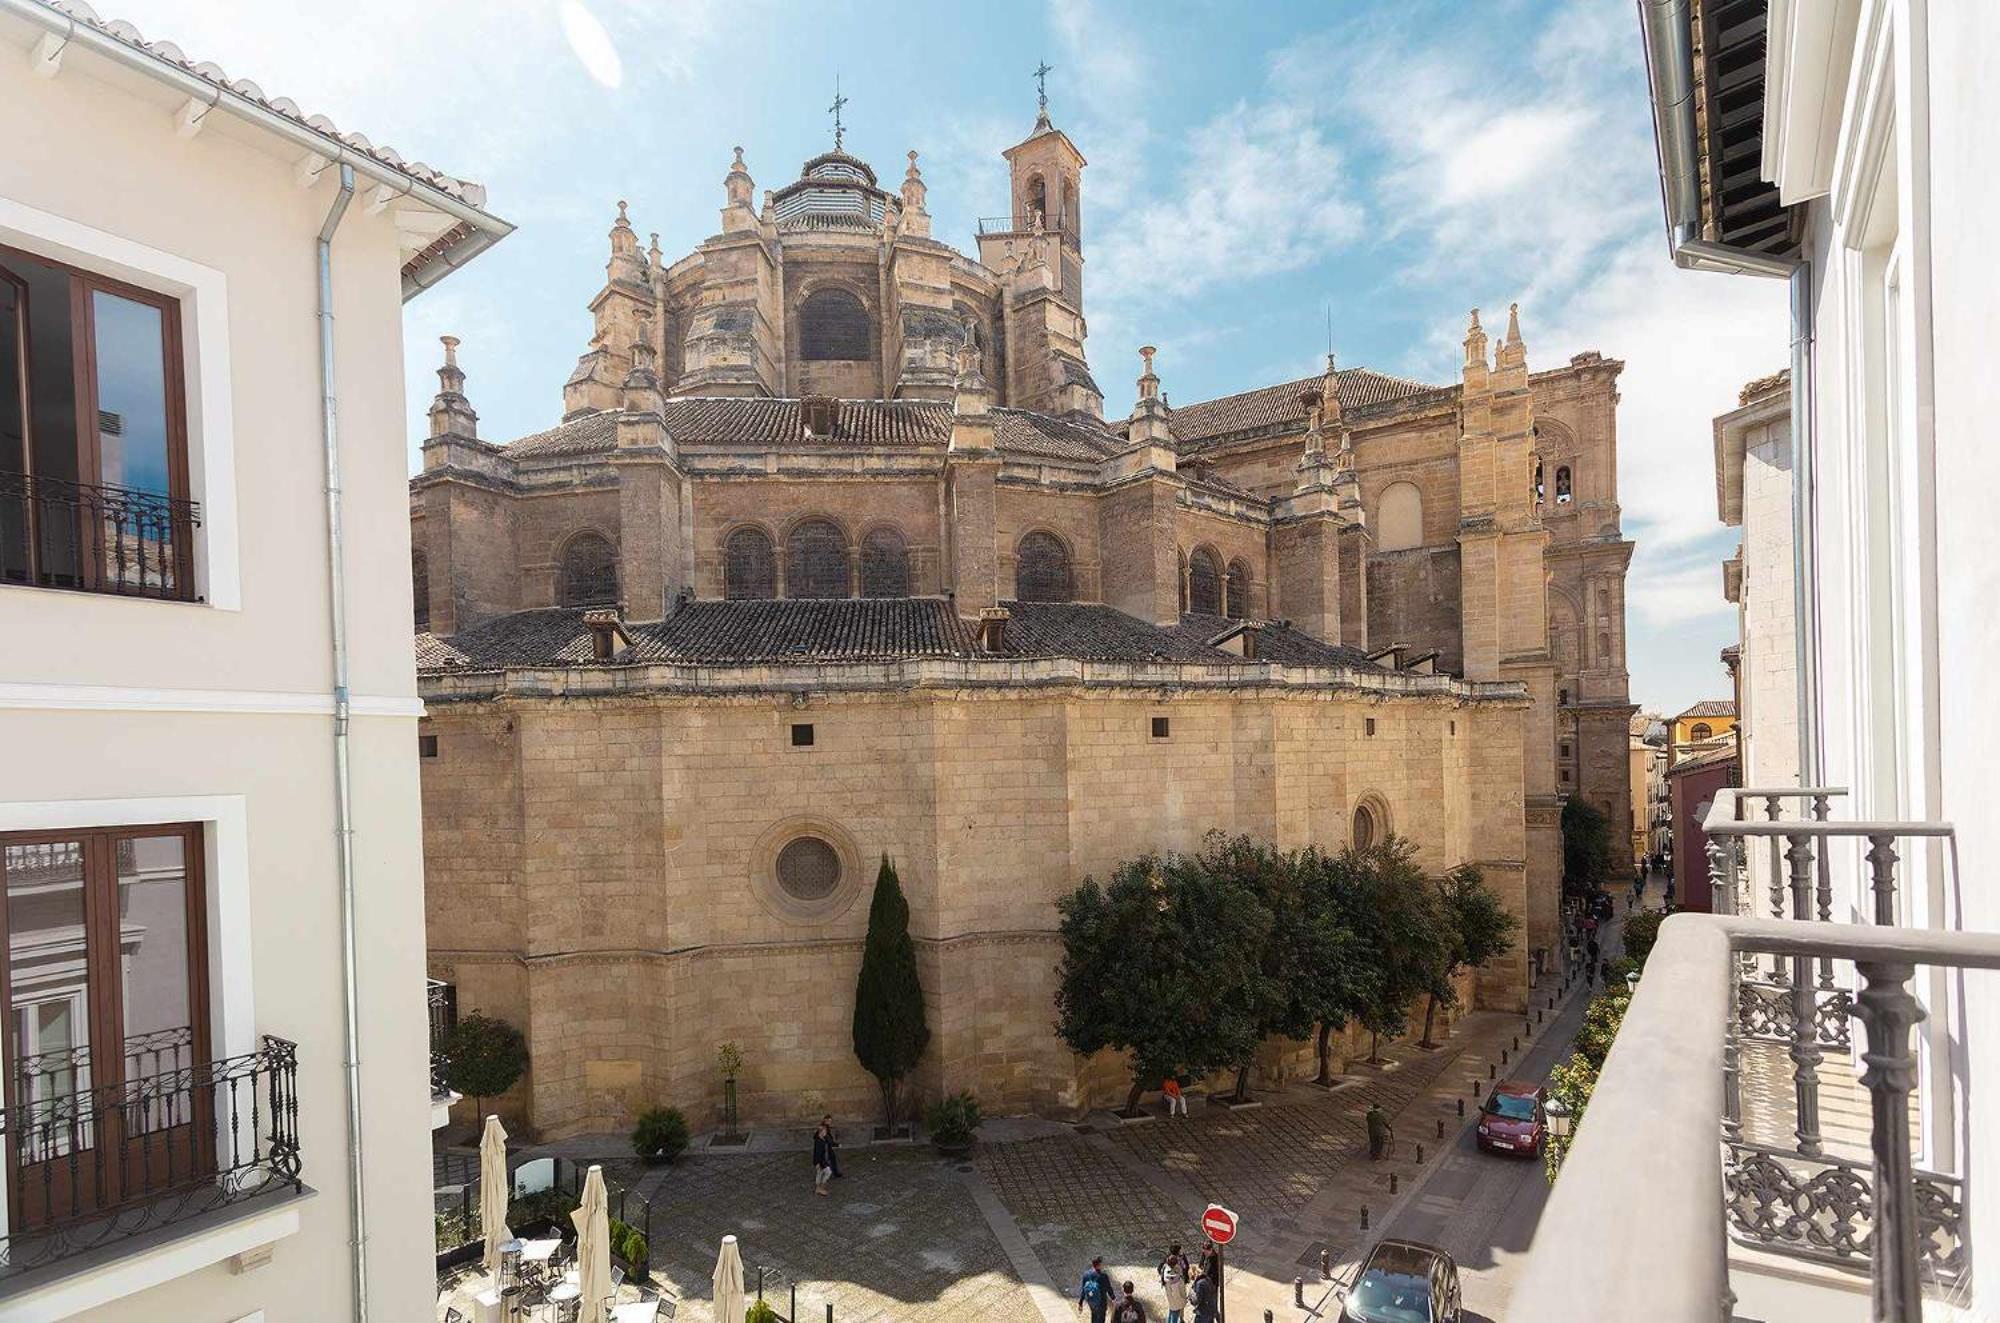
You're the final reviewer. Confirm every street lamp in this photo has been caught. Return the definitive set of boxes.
[1626,968,1641,994]
[1544,1095,1574,1175]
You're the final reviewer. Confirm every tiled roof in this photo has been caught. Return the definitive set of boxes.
[1669,740,1739,774]
[506,400,954,458]
[508,412,621,459]
[777,214,882,234]
[1172,368,1444,446]
[34,1,487,208]
[421,608,597,668]
[627,598,972,662]
[1676,699,1737,720]
[1164,613,1385,670]
[415,632,471,669]
[991,409,1125,462]
[999,602,1231,663]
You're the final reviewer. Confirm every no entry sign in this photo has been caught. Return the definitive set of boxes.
[1202,1203,1239,1245]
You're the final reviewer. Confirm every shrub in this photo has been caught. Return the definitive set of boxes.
[747,1303,783,1323]
[1622,909,1665,969]
[853,857,931,1128]
[507,1186,578,1233]
[442,1012,530,1117]
[631,1106,690,1164]
[925,1090,983,1145]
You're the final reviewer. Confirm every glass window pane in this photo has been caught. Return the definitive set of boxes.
[5,838,96,1121]
[115,833,194,1080]
[90,290,171,497]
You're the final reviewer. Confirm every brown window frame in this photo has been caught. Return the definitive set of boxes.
[0,822,213,1224]
[1,242,193,596]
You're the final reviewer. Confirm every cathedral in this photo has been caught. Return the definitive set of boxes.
[412,91,1634,1136]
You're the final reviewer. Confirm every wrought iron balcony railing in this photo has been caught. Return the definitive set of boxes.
[975,213,1080,241]
[1514,915,1997,1322]
[0,469,201,602]
[428,978,457,1102]
[0,1035,302,1282]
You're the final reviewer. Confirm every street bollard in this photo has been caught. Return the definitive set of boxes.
[1474,1081,1483,1098]
[1267,1311,1275,1323]
[1321,1247,1331,1279]
[1415,1142,1425,1163]
[1501,1049,1509,1066]
[1390,1173,1399,1194]
[1436,1118,1445,1138]
[1514,1035,1521,1052]
[1361,1204,1370,1230]
[1296,1279,1307,1307]
[1537,1009,1544,1024]
[1457,1097,1465,1117]
[1488,1063,1496,1080]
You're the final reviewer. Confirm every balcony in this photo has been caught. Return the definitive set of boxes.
[976,213,1080,242]
[1515,791,1992,1321]
[0,1035,304,1293]
[0,470,201,603]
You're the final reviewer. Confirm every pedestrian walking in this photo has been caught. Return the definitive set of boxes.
[1111,1280,1149,1323]
[1189,1265,1219,1323]
[821,1113,843,1178]
[1198,1242,1221,1290]
[812,1119,835,1196]
[1162,1075,1187,1117]
[1077,1255,1114,1323]
[1365,1102,1393,1160]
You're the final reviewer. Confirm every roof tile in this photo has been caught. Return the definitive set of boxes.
[1171,367,1444,446]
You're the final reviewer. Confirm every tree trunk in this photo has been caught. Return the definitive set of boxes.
[1122,1076,1146,1118]
[1368,1029,1382,1065]
[1314,1022,1334,1086]
[879,1077,897,1131]
[1231,1064,1251,1104]
[1420,994,1439,1050]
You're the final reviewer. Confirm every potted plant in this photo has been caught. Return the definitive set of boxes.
[631,1106,689,1165]
[925,1089,982,1158]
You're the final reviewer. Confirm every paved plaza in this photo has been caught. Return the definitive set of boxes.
[438,907,1640,1323]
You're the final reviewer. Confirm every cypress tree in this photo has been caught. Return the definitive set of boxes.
[852,856,930,1130]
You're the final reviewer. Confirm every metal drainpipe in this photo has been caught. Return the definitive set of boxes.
[315,162,371,1323]
[1787,261,1821,786]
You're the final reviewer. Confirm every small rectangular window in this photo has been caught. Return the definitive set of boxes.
[790,722,815,748]
[1561,743,1572,759]
[1449,720,1457,736]
[1365,718,1377,737]
[1150,717,1170,740]
[418,734,439,759]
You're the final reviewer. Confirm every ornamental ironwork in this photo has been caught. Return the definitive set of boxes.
[0,469,201,602]
[1736,979,1852,1051]
[1723,1140,1965,1289]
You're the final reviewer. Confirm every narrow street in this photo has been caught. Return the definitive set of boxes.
[1368,880,1654,1322]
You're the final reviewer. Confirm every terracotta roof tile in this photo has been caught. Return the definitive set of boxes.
[1172,367,1444,446]
[1676,699,1737,720]
[627,598,972,662]
[999,602,1228,663]
[990,409,1125,462]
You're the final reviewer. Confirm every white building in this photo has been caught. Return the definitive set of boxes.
[1518,2,2000,1319]
[0,1,508,1318]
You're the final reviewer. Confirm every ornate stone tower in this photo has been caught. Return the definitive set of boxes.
[1456,305,1563,977]
[976,85,1099,418]
[564,202,659,416]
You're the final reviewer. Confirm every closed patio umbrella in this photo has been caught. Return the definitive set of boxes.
[712,1234,745,1323]
[571,1164,614,1323]
[479,1114,513,1273]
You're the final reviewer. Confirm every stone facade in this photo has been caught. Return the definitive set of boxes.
[411,97,1636,1137]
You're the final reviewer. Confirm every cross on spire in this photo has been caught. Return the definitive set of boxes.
[829,76,849,151]
[1033,60,1054,119]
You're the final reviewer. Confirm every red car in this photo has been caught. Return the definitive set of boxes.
[1476,1081,1547,1157]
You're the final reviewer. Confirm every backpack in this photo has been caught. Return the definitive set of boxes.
[1081,1273,1105,1304]
[1113,1300,1143,1323]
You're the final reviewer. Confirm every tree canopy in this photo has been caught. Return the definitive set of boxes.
[1420,863,1521,1045]
[853,856,930,1127]
[1562,798,1617,899]
[443,1012,529,1116]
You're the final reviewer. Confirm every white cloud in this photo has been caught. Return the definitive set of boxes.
[559,1,624,90]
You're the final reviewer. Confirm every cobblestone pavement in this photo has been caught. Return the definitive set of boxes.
[973,1131,1195,1293]
[624,1149,1037,1323]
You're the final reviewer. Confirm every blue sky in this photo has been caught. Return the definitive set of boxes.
[119,0,1790,716]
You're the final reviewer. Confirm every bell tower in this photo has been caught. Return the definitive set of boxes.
[977,64,1099,418]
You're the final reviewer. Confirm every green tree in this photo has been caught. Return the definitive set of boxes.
[1561,798,1616,900]
[442,1012,529,1119]
[1543,984,1633,1181]
[852,856,930,1129]
[1341,839,1448,1063]
[1054,850,1276,1116]
[1290,846,1380,1086]
[1420,865,1521,1048]
[1621,909,1665,971]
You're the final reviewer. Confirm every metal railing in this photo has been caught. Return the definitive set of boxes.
[1514,916,1997,1322]
[0,469,201,602]
[975,213,1079,241]
[435,1154,656,1283]
[428,978,458,1102]
[0,1035,303,1281]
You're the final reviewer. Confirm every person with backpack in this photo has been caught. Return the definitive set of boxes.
[1111,1280,1149,1323]
[1189,1265,1219,1323]
[1077,1256,1114,1323]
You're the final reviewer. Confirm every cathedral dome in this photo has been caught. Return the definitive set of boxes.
[771,149,891,228]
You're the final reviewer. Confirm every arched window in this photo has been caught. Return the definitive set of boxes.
[1225,560,1251,620]
[412,550,430,632]
[860,527,910,598]
[1690,722,1713,741]
[1376,481,1424,552]
[558,532,619,607]
[785,519,850,598]
[1188,548,1222,615]
[1555,465,1573,503]
[799,288,871,362]
[1015,531,1072,603]
[1026,173,1047,225]
[1351,802,1379,850]
[1534,460,1545,505]
[724,527,776,600]
[1177,549,1189,614]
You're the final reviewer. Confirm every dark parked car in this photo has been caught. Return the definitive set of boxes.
[1477,1080,1548,1157]
[1339,1238,1461,1323]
